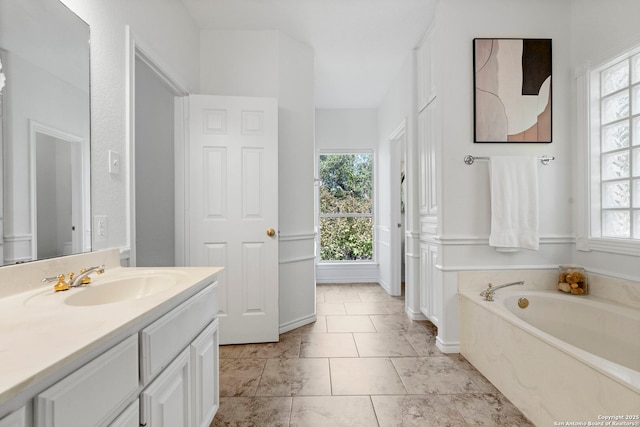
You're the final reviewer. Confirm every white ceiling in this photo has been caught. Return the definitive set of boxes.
[181,0,437,108]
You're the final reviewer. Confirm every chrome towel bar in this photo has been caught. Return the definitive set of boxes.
[464,155,554,166]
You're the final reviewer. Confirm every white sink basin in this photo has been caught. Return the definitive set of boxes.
[25,270,186,307]
[64,274,179,306]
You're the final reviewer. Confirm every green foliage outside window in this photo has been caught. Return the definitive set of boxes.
[319,153,373,261]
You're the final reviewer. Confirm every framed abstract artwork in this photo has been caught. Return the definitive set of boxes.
[473,38,552,143]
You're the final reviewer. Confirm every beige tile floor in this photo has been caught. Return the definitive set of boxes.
[212,283,534,426]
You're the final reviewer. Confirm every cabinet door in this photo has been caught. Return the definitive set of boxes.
[190,319,219,427]
[35,335,138,427]
[108,401,138,427]
[141,348,191,427]
[0,407,26,427]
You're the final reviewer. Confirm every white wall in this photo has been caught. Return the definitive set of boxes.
[200,30,279,98]
[315,109,378,151]
[435,0,574,270]
[200,30,316,332]
[59,0,200,255]
[570,0,640,280]
[377,54,422,310]
[397,0,575,350]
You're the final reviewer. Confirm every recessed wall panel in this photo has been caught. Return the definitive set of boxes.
[242,148,263,219]
[203,109,227,134]
[242,242,264,314]
[206,243,228,315]
[204,148,227,219]
[241,111,264,135]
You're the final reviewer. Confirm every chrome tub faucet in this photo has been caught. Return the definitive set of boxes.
[480,281,525,301]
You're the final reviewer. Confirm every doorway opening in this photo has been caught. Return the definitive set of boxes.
[30,121,88,260]
[389,120,407,300]
[127,29,189,267]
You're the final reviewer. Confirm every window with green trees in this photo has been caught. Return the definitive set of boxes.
[319,153,373,261]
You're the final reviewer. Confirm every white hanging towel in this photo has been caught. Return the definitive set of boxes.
[488,156,539,251]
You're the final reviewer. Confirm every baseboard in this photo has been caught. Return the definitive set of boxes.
[405,307,427,321]
[279,313,317,335]
[436,336,460,354]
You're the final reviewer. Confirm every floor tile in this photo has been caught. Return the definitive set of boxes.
[316,302,347,315]
[213,283,534,426]
[372,395,467,427]
[369,314,429,333]
[219,343,246,359]
[383,301,406,314]
[256,358,331,396]
[344,302,390,315]
[219,358,266,397]
[323,291,363,303]
[391,356,481,394]
[213,397,292,426]
[451,393,535,426]
[283,316,327,335]
[326,315,376,332]
[353,332,418,357]
[358,291,398,302]
[404,331,443,356]
[300,333,358,357]
[236,334,301,359]
[290,396,378,427]
[330,357,407,395]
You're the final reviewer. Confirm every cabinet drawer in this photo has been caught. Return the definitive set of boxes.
[35,335,139,427]
[140,282,217,384]
[0,407,26,427]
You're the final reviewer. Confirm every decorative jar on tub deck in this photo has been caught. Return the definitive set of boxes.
[558,265,587,295]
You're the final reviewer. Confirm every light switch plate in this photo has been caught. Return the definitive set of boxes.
[108,150,121,175]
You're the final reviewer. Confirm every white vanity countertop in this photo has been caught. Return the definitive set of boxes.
[0,265,222,407]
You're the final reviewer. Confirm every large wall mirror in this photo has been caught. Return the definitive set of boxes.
[0,0,91,265]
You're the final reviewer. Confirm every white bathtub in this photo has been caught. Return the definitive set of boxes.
[459,290,640,426]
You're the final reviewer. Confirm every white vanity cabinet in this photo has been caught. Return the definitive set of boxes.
[0,407,27,427]
[139,282,219,427]
[13,277,220,427]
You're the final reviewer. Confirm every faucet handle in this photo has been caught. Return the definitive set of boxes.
[79,268,90,284]
[53,274,70,292]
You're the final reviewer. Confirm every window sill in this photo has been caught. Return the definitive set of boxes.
[581,237,640,257]
[317,261,378,265]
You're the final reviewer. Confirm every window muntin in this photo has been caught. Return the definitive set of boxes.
[592,52,640,241]
[318,153,373,261]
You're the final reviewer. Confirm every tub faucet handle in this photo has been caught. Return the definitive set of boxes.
[480,283,494,301]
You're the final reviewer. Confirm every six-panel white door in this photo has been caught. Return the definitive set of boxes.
[188,95,279,344]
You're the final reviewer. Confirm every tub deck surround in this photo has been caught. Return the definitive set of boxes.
[0,249,222,416]
[459,289,640,425]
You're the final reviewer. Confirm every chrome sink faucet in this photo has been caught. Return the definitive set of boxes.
[480,281,524,301]
[43,265,105,292]
[69,265,105,288]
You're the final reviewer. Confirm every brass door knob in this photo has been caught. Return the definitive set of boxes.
[266,228,276,237]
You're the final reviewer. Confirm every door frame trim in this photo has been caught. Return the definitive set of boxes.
[388,119,407,297]
[125,26,189,266]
